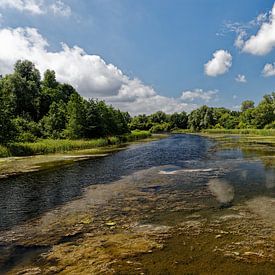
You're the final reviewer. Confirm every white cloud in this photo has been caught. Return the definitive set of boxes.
[262,63,275,77]
[232,105,241,111]
[109,95,198,115]
[235,74,247,83]
[0,0,71,16]
[50,0,71,17]
[204,50,232,77]
[234,30,246,49]
[242,3,275,55]
[0,27,199,115]
[0,0,44,14]
[180,89,218,102]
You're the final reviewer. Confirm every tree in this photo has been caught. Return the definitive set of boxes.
[170,112,188,129]
[43,70,58,89]
[41,101,67,138]
[188,106,214,130]
[3,61,42,120]
[241,100,254,112]
[129,114,152,130]
[150,111,168,124]
[0,79,16,143]
[65,94,87,139]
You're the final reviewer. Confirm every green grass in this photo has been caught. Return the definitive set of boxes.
[200,129,275,136]
[0,145,11,157]
[124,130,152,141]
[172,128,275,136]
[0,130,152,157]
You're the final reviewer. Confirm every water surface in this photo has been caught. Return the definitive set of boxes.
[0,134,275,274]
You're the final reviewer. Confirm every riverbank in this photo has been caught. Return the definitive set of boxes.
[0,130,153,158]
[0,132,167,179]
[192,130,275,168]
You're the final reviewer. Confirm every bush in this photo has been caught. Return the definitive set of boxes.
[150,123,170,133]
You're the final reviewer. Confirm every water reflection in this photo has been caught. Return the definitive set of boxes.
[0,134,275,233]
[0,135,210,231]
[208,179,234,204]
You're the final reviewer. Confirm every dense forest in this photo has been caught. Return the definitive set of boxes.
[0,60,275,145]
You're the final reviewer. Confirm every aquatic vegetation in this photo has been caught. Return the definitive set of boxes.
[1,135,275,274]
[0,131,152,158]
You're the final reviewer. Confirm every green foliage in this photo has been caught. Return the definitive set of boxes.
[12,117,41,142]
[188,105,215,131]
[1,59,275,154]
[0,145,11,157]
[150,123,171,133]
[129,114,152,131]
[170,112,188,129]
[0,77,16,143]
[6,131,151,156]
[41,101,67,138]
[241,100,255,112]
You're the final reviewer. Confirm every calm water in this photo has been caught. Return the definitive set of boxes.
[1,134,275,274]
[0,135,210,231]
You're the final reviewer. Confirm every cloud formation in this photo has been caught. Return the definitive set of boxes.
[181,89,218,102]
[0,0,71,16]
[0,27,201,115]
[242,3,275,55]
[0,0,44,14]
[235,74,247,83]
[49,0,71,17]
[262,63,275,77]
[204,50,232,77]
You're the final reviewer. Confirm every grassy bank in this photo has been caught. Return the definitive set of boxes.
[172,128,275,136]
[200,129,275,136]
[0,130,152,157]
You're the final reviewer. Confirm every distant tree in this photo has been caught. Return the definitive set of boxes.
[241,100,255,112]
[0,79,16,143]
[41,101,67,138]
[188,106,214,130]
[150,111,168,124]
[170,112,188,129]
[65,94,87,139]
[129,114,152,130]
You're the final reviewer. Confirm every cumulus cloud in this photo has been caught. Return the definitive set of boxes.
[204,50,232,77]
[235,74,247,83]
[0,0,44,14]
[0,27,199,115]
[234,30,246,49]
[180,89,218,102]
[242,3,275,55]
[110,95,198,115]
[262,63,275,77]
[0,0,71,16]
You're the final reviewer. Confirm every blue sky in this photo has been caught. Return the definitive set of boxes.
[1,0,275,114]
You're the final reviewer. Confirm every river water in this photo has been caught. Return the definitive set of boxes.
[0,134,275,274]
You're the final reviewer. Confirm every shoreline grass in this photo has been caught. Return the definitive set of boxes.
[0,130,152,158]
[172,128,275,136]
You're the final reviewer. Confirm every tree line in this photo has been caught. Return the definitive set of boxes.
[0,60,130,144]
[130,96,275,132]
[0,60,275,144]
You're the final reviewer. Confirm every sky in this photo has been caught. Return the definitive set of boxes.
[0,0,275,115]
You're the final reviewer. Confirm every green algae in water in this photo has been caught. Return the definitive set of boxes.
[1,134,275,274]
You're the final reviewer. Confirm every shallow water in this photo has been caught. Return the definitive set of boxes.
[0,134,275,274]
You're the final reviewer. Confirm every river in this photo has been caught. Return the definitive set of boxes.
[0,134,275,274]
